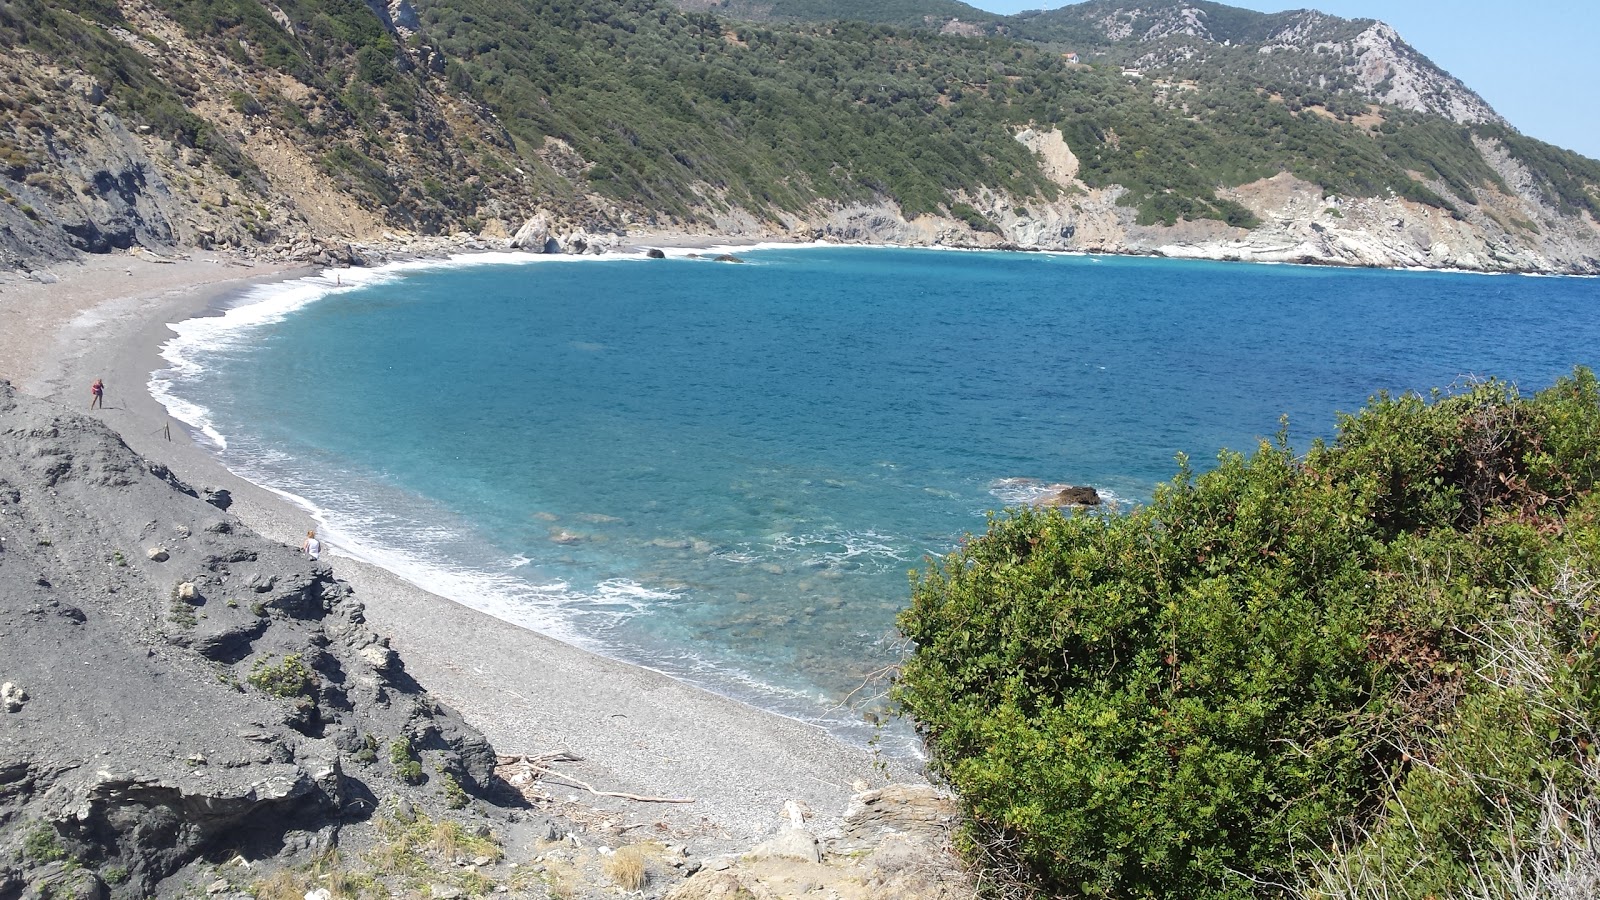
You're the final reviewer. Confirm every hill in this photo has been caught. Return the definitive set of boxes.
[0,0,1598,272]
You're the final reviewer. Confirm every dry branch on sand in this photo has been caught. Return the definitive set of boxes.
[496,752,695,804]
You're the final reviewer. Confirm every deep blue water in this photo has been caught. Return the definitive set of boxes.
[153,246,1600,750]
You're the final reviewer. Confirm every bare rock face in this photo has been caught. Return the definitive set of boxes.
[0,381,498,897]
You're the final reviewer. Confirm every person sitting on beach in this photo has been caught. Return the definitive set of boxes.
[301,530,321,561]
[89,378,104,410]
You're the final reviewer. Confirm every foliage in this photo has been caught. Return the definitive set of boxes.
[369,811,502,881]
[896,368,1600,899]
[439,772,469,809]
[389,736,425,784]
[1478,123,1600,220]
[248,654,318,701]
[8,0,1593,237]
[0,0,263,185]
[23,822,67,863]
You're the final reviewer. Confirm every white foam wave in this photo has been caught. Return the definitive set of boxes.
[769,529,908,566]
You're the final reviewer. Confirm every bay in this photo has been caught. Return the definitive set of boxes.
[153,246,1600,751]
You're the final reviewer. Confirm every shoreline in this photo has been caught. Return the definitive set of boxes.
[2,243,917,850]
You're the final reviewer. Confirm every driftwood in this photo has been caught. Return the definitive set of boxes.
[496,752,695,805]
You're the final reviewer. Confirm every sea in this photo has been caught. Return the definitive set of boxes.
[150,244,1600,755]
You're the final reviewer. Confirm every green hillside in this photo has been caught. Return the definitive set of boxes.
[406,0,1593,228]
[681,0,998,26]
[4,0,1599,245]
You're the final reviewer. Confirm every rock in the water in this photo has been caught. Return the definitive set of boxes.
[712,254,744,263]
[645,247,666,259]
[1039,485,1101,507]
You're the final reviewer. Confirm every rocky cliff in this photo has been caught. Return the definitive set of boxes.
[0,380,501,897]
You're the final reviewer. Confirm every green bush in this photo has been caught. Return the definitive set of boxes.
[896,368,1600,899]
[389,737,425,785]
[248,654,318,701]
[23,822,67,862]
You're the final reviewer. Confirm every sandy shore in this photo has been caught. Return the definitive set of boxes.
[0,246,917,849]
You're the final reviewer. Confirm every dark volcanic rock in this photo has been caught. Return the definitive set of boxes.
[0,381,498,897]
[1040,485,1101,507]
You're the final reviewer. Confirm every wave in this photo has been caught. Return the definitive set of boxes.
[988,476,1128,510]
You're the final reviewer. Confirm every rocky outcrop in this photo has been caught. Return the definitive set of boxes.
[1038,485,1102,507]
[0,382,497,897]
[664,784,970,900]
[508,213,555,252]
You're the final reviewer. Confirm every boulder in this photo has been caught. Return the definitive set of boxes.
[746,828,819,863]
[1038,485,1101,507]
[508,214,552,252]
[645,247,666,259]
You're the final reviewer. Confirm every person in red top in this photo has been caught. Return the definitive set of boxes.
[89,378,105,410]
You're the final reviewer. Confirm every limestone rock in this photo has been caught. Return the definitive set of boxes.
[508,214,552,252]
[147,547,170,562]
[359,644,397,673]
[746,827,819,864]
[2,681,27,712]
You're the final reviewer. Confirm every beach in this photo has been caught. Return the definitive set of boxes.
[0,247,917,850]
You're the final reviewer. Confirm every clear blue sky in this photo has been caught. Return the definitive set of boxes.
[968,1,1600,160]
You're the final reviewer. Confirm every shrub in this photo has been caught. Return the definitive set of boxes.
[23,822,66,862]
[248,654,318,701]
[896,369,1600,899]
[439,772,469,809]
[390,737,425,785]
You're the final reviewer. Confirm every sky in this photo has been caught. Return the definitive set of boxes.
[968,0,1600,160]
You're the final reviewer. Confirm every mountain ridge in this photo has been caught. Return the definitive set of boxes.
[0,0,1597,273]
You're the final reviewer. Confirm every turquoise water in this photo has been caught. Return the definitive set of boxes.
[153,246,1600,750]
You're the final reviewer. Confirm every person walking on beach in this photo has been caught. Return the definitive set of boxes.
[89,378,104,410]
[301,530,321,561]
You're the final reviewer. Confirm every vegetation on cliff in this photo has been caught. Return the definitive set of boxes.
[4,0,1599,259]
[897,369,1600,898]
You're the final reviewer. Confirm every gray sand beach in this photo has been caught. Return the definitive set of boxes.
[0,247,919,850]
